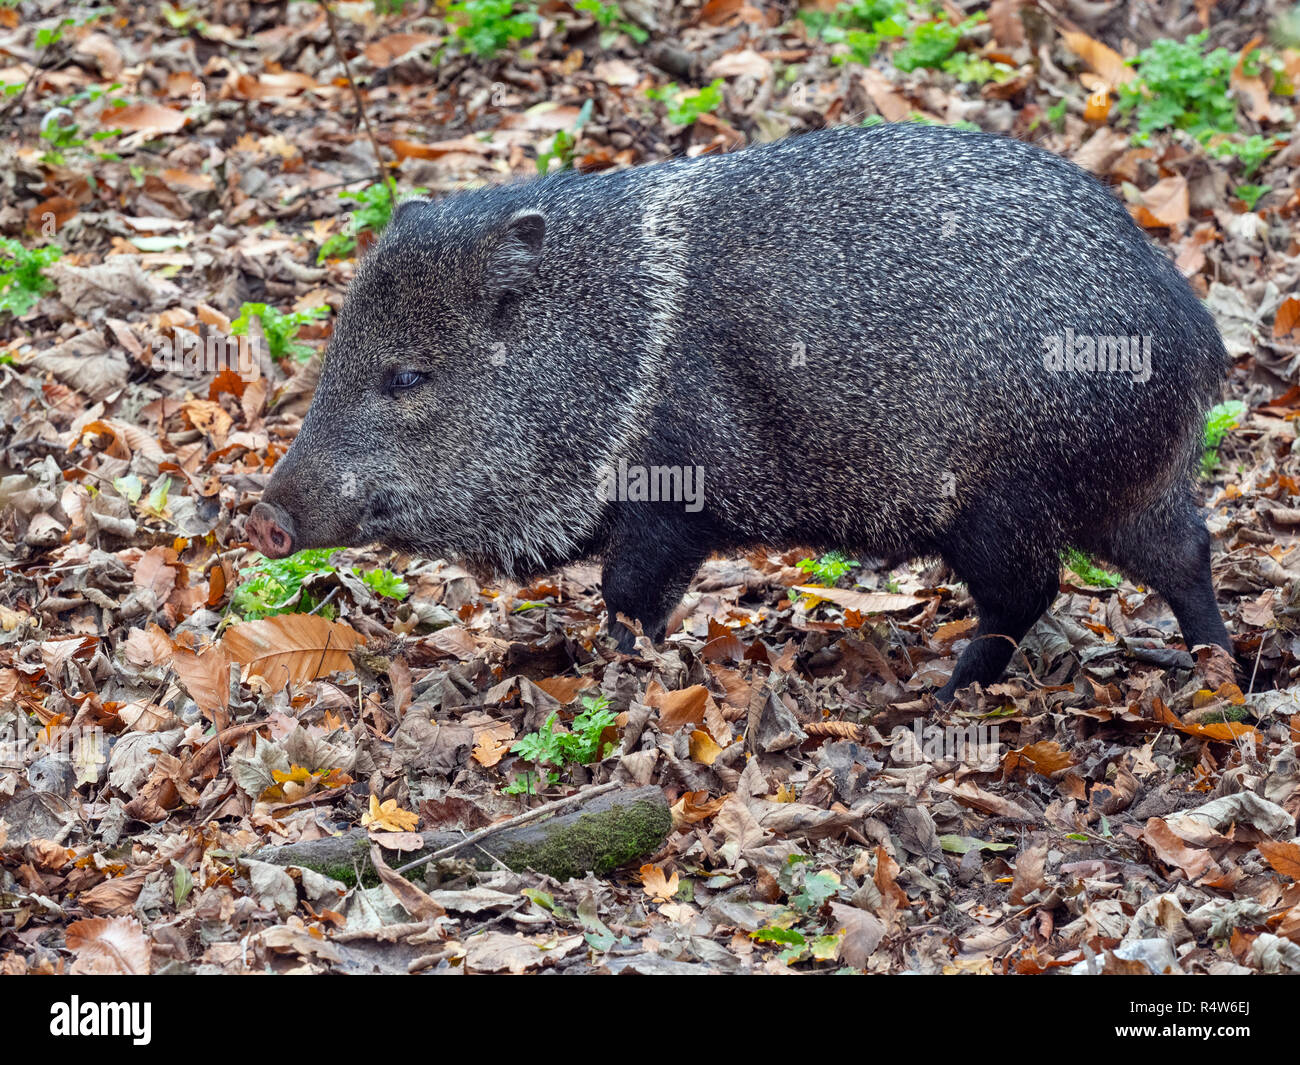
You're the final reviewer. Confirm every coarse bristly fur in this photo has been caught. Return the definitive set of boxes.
[250,122,1233,700]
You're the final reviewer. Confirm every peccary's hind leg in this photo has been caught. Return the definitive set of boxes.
[601,513,709,653]
[1084,493,1231,653]
[935,531,1061,702]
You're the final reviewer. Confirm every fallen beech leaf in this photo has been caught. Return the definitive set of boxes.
[1060,31,1136,86]
[532,675,595,703]
[223,614,362,688]
[170,640,233,716]
[66,916,151,974]
[1009,837,1048,905]
[1275,297,1300,338]
[794,585,923,614]
[689,728,724,765]
[1130,176,1189,228]
[671,790,729,828]
[1142,817,1221,881]
[646,682,712,732]
[362,32,437,65]
[461,931,584,974]
[109,101,187,134]
[1004,740,1075,778]
[1258,840,1300,881]
[369,844,443,921]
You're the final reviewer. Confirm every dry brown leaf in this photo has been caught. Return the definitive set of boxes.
[362,32,437,65]
[1274,297,1300,338]
[671,790,729,828]
[1008,837,1048,905]
[472,721,515,767]
[1003,740,1075,778]
[645,682,712,732]
[1060,31,1137,86]
[171,640,232,715]
[1231,37,1271,122]
[1130,176,1189,228]
[532,675,595,703]
[109,101,187,134]
[793,585,924,613]
[368,843,443,921]
[639,863,680,902]
[1142,817,1222,881]
[688,729,725,765]
[66,916,151,974]
[1258,840,1300,881]
[122,623,175,667]
[933,780,1037,821]
[223,614,362,688]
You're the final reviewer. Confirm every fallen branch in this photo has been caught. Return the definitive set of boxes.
[255,784,672,885]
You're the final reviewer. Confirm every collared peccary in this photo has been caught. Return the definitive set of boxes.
[247,123,1232,700]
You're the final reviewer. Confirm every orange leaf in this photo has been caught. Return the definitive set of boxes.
[1274,297,1300,339]
[223,614,362,688]
[639,863,679,902]
[1004,740,1076,778]
[645,682,713,733]
[1060,31,1137,86]
[689,729,724,765]
[1258,840,1300,881]
[108,101,187,134]
[361,794,419,833]
[532,675,595,704]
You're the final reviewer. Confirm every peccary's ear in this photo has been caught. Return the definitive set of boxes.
[483,209,545,296]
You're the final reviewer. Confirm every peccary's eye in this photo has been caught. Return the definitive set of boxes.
[387,370,424,394]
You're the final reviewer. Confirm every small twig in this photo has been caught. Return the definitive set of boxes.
[1246,629,1265,696]
[318,1,397,206]
[394,780,623,876]
[0,24,62,121]
[307,586,340,615]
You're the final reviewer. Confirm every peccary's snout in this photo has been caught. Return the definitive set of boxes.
[248,501,297,558]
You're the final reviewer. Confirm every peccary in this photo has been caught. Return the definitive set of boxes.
[247,123,1232,700]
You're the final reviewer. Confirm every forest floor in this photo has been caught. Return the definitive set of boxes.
[1,0,1299,975]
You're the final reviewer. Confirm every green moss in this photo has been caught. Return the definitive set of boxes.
[499,799,673,880]
[1197,705,1251,724]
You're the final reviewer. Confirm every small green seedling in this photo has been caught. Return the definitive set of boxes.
[646,79,725,126]
[233,548,408,619]
[503,693,618,794]
[1201,400,1246,476]
[751,855,847,966]
[1233,183,1272,210]
[573,0,648,44]
[536,99,593,175]
[317,183,426,263]
[1062,547,1122,589]
[230,302,329,363]
[447,0,537,59]
[0,237,61,317]
[795,550,859,587]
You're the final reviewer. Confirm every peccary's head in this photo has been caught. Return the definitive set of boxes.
[247,193,609,576]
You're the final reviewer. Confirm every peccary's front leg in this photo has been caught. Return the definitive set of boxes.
[601,520,709,653]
